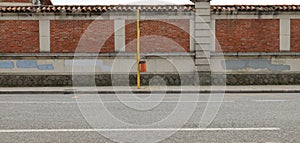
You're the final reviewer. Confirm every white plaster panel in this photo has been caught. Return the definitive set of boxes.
[114,19,125,36]
[114,19,126,52]
[280,19,290,35]
[280,18,290,51]
[39,20,50,37]
[280,35,290,52]
[39,37,50,53]
[115,36,126,52]
[39,20,50,53]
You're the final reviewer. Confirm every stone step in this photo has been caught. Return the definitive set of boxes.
[196,51,210,58]
[195,59,210,65]
[196,65,211,72]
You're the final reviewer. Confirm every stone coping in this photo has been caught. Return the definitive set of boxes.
[0,52,195,59]
[211,52,300,57]
[2,52,300,58]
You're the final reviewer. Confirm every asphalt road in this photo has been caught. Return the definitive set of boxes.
[0,92,299,143]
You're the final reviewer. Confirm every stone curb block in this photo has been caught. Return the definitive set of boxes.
[1,90,300,94]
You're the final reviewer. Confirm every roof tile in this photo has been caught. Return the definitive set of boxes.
[0,5,194,13]
[0,5,300,14]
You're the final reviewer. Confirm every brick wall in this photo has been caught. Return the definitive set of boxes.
[291,20,300,52]
[125,20,190,53]
[1,0,31,2]
[40,0,52,5]
[0,18,287,54]
[216,19,280,52]
[0,20,39,53]
[50,20,114,53]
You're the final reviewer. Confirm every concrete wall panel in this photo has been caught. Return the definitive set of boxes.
[211,57,300,73]
[0,56,195,74]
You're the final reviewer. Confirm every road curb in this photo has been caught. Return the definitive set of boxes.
[1,90,300,94]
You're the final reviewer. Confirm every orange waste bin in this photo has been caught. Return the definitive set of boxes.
[139,61,146,72]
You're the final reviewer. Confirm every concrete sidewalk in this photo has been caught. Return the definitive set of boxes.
[0,85,300,94]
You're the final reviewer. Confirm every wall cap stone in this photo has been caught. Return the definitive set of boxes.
[0,52,196,58]
[211,52,300,57]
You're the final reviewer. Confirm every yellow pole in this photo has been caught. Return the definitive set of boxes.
[136,9,141,89]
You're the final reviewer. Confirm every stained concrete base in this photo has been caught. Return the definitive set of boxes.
[0,73,299,87]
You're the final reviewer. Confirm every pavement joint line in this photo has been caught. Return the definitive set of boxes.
[0,128,280,133]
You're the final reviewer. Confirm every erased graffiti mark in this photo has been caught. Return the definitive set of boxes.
[0,61,14,69]
[37,64,54,70]
[223,59,290,72]
[16,60,38,68]
[0,60,55,71]
[65,60,112,72]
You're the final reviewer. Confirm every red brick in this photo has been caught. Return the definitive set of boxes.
[125,20,190,53]
[0,20,39,53]
[1,0,31,2]
[50,20,114,53]
[40,0,52,5]
[291,20,300,52]
[216,19,280,52]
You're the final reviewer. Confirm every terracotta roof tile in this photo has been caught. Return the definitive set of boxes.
[212,5,300,12]
[0,5,195,13]
[1,5,300,14]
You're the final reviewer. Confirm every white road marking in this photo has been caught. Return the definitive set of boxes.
[255,100,286,102]
[0,128,280,133]
[0,101,234,104]
[0,94,212,97]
